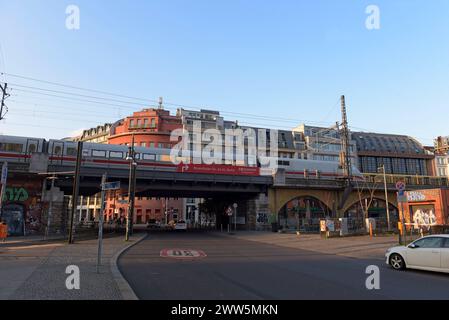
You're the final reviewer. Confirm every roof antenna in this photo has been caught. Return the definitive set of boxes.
[158,97,164,110]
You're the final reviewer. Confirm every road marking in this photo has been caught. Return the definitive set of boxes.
[160,248,207,259]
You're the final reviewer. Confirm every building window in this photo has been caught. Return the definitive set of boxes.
[150,118,156,128]
[129,119,135,128]
[137,119,141,127]
[144,119,149,127]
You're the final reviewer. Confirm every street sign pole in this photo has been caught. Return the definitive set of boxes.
[0,162,8,221]
[396,181,407,245]
[97,173,107,274]
[400,201,406,245]
[233,203,238,232]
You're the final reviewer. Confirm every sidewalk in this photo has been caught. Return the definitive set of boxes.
[0,233,146,300]
[1,234,66,246]
[216,231,399,260]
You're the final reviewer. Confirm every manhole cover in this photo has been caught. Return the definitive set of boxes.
[160,248,207,259]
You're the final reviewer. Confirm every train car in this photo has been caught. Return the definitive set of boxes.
[0,135,46,163]
[48,139,177,172]
[283,158,365,180]
[259,156,365,180]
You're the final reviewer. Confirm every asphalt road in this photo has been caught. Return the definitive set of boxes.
[118,231,449,300]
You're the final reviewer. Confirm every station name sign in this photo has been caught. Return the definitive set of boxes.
[177,163,260,176]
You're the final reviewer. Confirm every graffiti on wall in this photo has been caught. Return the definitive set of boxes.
[412,208,437,227]
[1,185,43,235]
[2,187,29,202]
[1,204,24,236]
[256,213,269,224]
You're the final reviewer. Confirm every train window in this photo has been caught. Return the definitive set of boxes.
[277,160,290,166]
[53,145,62,155]
[28,144,37,153]
[134,153,141,160]
[109,151,123,158]
[0,143,23,153]
[83,150,90,157]
[92,150,107,157]
[143,154,156,161]
[66,147,77,156]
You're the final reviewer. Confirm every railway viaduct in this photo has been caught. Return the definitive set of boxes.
[2,153,448,234]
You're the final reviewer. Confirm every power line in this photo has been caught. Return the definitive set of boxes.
[6,86,338,129]
[0,74,336,125]
[2,72,159,104]
[8,100,141,119]
[7,110,112,125]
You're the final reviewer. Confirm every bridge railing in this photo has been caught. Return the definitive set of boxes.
[362,173,449,188]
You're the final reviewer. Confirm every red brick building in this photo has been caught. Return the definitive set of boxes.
[105,107,184,224]
[108,108,181,148]
[403,188,449,226]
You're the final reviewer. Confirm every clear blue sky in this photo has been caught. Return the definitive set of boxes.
[0,0,448,145]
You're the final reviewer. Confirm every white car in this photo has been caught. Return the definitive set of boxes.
[385,235,449,273]
[174,220,187,230]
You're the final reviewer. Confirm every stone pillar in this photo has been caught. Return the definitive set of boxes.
[245,193,269,231]
[42,185,66,235]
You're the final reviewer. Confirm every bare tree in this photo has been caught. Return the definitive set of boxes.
[354,175,381,228]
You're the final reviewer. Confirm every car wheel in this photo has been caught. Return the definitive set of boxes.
[389,253,406,270]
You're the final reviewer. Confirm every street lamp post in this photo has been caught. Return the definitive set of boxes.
[379,164,391,232]
[125,136,137,242]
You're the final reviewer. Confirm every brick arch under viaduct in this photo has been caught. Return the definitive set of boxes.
[268,188,399,217]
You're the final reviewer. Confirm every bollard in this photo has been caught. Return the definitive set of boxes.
[0,223,7,243]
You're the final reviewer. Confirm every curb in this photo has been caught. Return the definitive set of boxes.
[110,233,148,300]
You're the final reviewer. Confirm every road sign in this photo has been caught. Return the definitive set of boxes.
[233,203,238,209]
[396,181,406,199]
[396,181,405,191]
[226,207,233,216]
[102,181,121,191]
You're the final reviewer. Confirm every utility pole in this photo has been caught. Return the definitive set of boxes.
[125,135,136,241]
[340,95,352,182]
[337,95,354,212]
[0,82,9,120]
[68,141,83,244]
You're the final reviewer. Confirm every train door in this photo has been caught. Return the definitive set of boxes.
[25,139,40,162]
[50,141,65,164]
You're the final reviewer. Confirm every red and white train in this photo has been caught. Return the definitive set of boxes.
[0,135,364,180]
